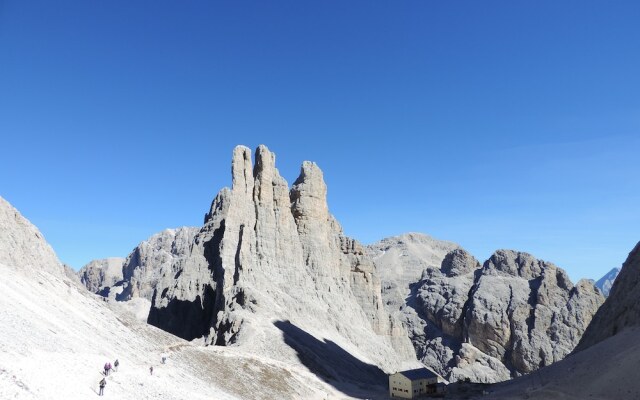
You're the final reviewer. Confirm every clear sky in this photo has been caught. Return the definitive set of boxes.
[1,1,638,281]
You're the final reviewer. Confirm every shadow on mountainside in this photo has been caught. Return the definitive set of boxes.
[405,280,465,371]
[274,320,387,397]
[147,284,216,341]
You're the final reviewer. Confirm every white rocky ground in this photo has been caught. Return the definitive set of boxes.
[0,196,399,400]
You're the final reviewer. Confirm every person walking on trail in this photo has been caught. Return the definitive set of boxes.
[150,365,154,375]
[98,377,106,396]
[114,359,119,372]
[103,362,109,376]
[161,353,167,364]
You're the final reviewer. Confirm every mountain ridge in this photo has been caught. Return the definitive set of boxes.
[594,267,620,297]
[367,235,604,382]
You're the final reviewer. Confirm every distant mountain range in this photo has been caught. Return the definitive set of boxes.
[594,267,620,297]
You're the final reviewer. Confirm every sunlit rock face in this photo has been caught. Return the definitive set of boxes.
[369,237,605,383]
[0,196,63,277]
[78,257,125,293]
[145,145,417,375]
[462,251,603,376]
[119,227,200,301]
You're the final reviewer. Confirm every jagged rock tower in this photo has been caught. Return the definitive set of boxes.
[147,145,416,373]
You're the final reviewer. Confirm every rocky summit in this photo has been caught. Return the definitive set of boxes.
[368,236,605,383]
[112,145,420,380]
[594,267,620,297]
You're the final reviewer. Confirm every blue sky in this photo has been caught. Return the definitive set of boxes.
[1,1,638,281]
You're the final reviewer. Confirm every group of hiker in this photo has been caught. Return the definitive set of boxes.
[103,360,117,375]
[98,354,168,395]
[98,359,118,396]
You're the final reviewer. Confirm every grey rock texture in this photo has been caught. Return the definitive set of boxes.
[367,233,460,337]
[0,196,62,277]
[119,227,199,301]
[489,242,640,399]
[368,235,605,383]
[594,267,620,297]
[574,241,640,352]
[368,233,460,287]
[1,197,376,400]
[146,145,417,376]
[419,249,480,340]
[76,227,199,304]
[78,257,125,293]
[464,251,603,377]
[63,263,81,283]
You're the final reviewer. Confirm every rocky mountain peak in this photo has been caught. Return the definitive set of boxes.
[485,250,544,279]
[231,145,254,195]
[253,144,276,176]
[290,161,328,222]
[141,145,418,375]
[441,248,480,277]
[485,250,573,291]
[594,267,620,297]
[370,236,604,382]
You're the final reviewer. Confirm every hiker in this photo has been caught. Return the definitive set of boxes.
[103,362,109,376]
[114,359,119,372]
[161,353,167,364]
[98,377,106,396]
[150,365,154,375]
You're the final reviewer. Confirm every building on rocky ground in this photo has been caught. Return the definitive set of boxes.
[389,368,445,398]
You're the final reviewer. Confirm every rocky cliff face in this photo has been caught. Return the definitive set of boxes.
[462,251,603,377]
[72,145,606,383]
[1,197,365,400]
[489,241,640,400]
[144,145,417,375]
[594,267,619,297]
[118,227,200,301]
[78,257,125,293]
[77,227,199,303]
[574,242,640,352]
[368,237,605,382]
[0,196,62,277]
